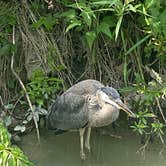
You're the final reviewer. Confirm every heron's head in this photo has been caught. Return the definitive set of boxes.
[97,87,135,117]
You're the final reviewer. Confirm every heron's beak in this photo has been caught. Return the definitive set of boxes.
[99,90,135,117]
[106,98,135,118]
[115,98,135,117]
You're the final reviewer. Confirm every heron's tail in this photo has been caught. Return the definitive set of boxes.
[46,98,59,129]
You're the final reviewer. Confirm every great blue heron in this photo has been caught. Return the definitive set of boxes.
[46,79,135,159]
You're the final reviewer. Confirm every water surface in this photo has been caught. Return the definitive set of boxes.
[20,128,166,166]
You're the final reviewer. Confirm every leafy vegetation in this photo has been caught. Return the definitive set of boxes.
[121,67,165,142]
[26,69,62,106]
[0,122,35,166]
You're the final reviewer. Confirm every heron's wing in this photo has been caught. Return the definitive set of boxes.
[47,92,89,130]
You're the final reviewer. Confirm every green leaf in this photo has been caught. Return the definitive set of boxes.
[142,118,147,125]
[123,57,127,86]
[97,22,112,39]
[32,17,44,29]
[60,9,76,19]
[0,125,10,146]
[127,4,138,12]
[65,20,82,32]
[14,125,26,133]
[1,151,10,166]
[27,114,33,122]
[102,16,116,28]
[159,10,166,37]
[143,113,156,118]
[32,15,57,30]
[22,120,28,124]
[68,2,87,9]
[81,11,92,27]
[55,65,66,71]
[36,98,44,106]
[138,128,143,135]
[125,34,151,55]
[85,31,97,50]
[91,0,118,6]
[115,14,123,41]
[43,15,57,30]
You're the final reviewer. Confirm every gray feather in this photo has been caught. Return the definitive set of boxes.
[46,79,104,130]
[66,79,104,95]
[47,93,88,130]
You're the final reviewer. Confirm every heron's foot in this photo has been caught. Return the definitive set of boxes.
[80,151,86,160]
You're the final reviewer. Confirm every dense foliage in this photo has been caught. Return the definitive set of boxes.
[0,0,165,160]
[0,122,34,166]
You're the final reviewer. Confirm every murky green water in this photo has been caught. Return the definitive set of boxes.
[20,129,166,166]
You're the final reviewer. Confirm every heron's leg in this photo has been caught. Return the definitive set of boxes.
[79,128,86,160]
[85,127,91,152]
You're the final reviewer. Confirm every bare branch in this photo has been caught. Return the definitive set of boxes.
[156,97,166,125]
[11,26,40,141]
